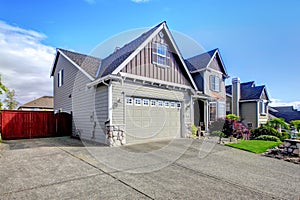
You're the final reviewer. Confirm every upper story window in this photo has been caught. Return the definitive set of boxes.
[58,69,64,87]
[260,100,267,115]
[209,75,220,92]
[152,43,170,67]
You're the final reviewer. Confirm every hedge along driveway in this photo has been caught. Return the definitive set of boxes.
[225,140,283,154]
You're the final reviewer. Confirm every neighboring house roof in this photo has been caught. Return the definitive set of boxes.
[18,96,53,110]
[269,106,300,123]
[185,48,228,76]
[226,81,269,101]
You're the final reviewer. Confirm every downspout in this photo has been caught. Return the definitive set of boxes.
[108,79,113,126]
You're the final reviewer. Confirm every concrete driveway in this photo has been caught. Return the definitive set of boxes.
[0,137,299,200]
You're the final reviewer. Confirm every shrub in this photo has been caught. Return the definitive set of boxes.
[191,125,198,136]
[226,114,239,120]
[251,126,281,139]
[0,133,2,143]
[256,135,281,142]
[280,131,290,141]
[211,131,225,137]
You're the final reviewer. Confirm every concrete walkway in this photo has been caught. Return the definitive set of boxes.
[0,137,299,199]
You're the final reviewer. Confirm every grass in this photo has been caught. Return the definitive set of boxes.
[225,140,282,154]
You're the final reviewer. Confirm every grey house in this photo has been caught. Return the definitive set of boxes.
[226,78,270,128]
[51,22,228,145]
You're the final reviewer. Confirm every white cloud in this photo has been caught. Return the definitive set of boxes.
[0,20,55,105]
[269,98,300,108]
[131,0,150,3]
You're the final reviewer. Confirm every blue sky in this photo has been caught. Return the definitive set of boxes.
[0,0,300,105]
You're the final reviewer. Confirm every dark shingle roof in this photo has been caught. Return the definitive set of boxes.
[226,81,266,100]
[269,106,300,123]
[97,22,164,78]
[19,96,53,109]
[58,49,101,78]
[185,49,218,72]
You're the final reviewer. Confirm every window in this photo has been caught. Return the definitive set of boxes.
[58,69,64,87]
[260,101,266,115]
[226,102,231,112]
[176,102,182,109]
[126,97,133,105]
[170,102,175,108]
[209,75,220,92]
[150,100,156,107]
[158,100,163,107]
[164,101,169,108]
[152,43,170,67]
[209,102,217,122]
[218,102,226,119]
[134,98,141,106]
[143,99,149,106]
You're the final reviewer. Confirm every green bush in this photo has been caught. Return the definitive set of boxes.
[256,135,281,142]
[211,131,225,137]
[0,133,2,142]
[251,126,281,139]
[280,131,290,141]
[191,125,198,136]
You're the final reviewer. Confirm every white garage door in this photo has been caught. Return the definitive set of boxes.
[125,97,181,143]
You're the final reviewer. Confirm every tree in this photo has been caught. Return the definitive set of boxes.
[290,120,300,132]
[4,89,19,110]
[266,118,289,133]
[0,75,8,110]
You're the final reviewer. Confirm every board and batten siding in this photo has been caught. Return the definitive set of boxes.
[111,80,192,142]
[240,102,258,128]
[121,33,191,87]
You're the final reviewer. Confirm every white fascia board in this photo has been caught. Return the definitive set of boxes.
[111,24,164,75]
[163,23,198,91]
[50,50,58,77]
[215,50,229,76]
[119,72,193,90]
[86,74,122,88]
[58,49,94,81]
[239,99,259,103]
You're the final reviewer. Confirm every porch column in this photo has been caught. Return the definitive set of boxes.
[204,100,209,132]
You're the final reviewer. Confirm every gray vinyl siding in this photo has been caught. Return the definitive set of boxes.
[121,33,191,86]
[53,54,77,113]
[209,56,223,72]
[240,102,258,128]
[204,70,226,102]
[111,80,192,143]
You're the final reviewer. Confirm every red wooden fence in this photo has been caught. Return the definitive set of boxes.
[0,110,71,140]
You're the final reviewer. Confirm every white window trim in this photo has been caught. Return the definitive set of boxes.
[58,69,64,87]
[210,75,220,92]
[134,98,141,106]
[176,102,182,109]
[143,99,149,106]
[153,43,170,67]
[158,100,163,107]
[164,101,170,108]
[126,97,133,105]
[170,102,175,108]
[209,102,217,122]
[260,100,266,115]
[150,100,156,107]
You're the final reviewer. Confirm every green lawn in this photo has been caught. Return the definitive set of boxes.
[225,140,282,154]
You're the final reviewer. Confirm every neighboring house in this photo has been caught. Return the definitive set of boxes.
[185,49,228,129]
[18,96,53,111]
[50,21,228,145]
[226,78,270,128]
[269,106,300,123]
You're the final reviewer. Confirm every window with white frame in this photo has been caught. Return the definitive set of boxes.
[209,75,220,92]
[260,100,266,115]
[170,102,175,108]
[58,69,64,87]
[218,102,226,119]
[150,100,156,107]
[164,101,169,108]
[143,99,149,106]
[226,102,231,112]
[126,97,133,105]
[209,102,217,122]
[152,43,170,67]
[176,102,181,109]
[134,98,141,106]
[158,100,163,107]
